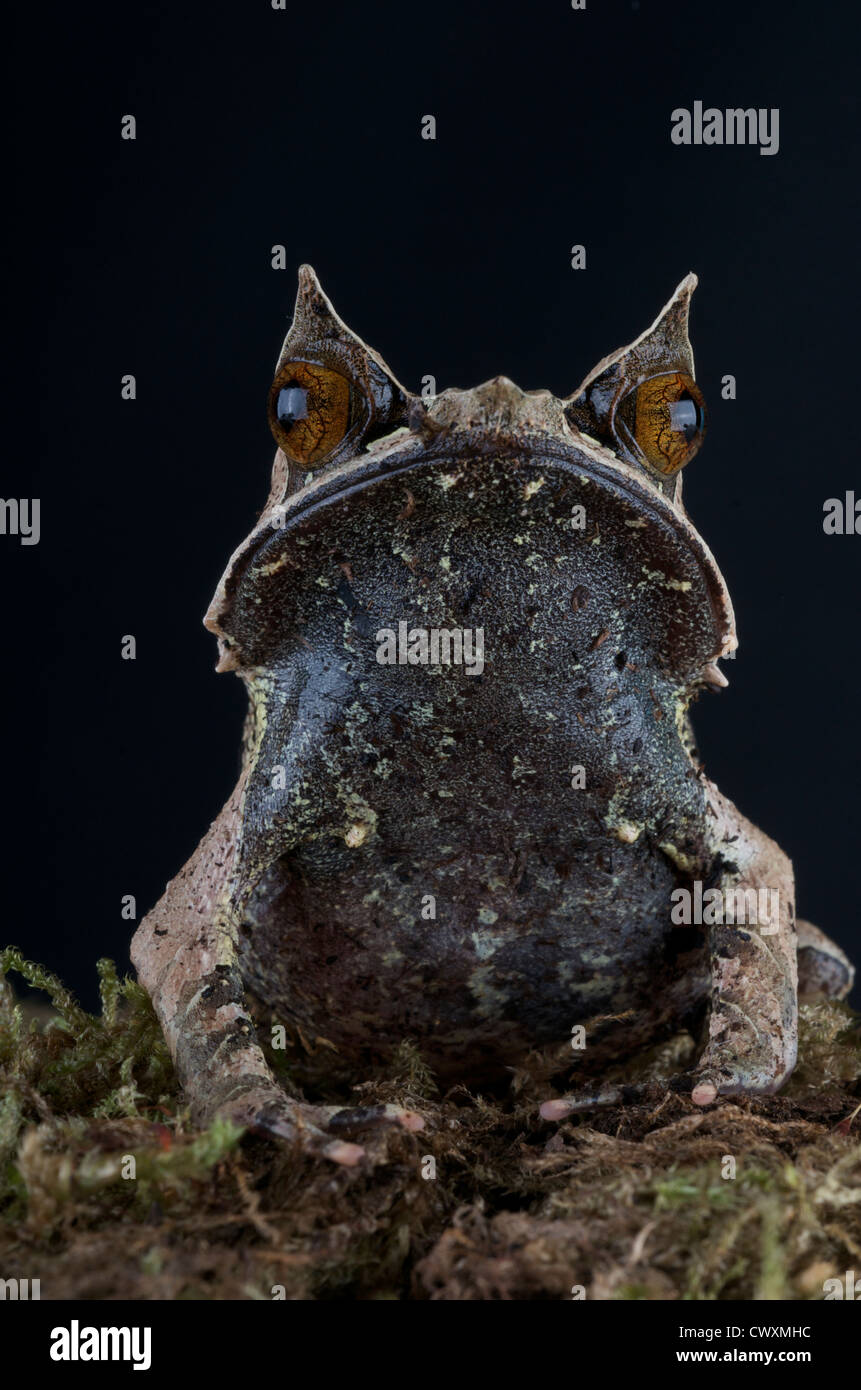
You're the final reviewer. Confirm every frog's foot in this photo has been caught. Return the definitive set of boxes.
[539,988,800,1119]
[540,995,799,1121]
[677,1027,796,1106]
[207,1082,425,1165]
[218,1082,366,1165]
[136,911,424,1165]
[539,1048,789,1119]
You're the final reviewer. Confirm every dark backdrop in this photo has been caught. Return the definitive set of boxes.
[6,0,859,1007]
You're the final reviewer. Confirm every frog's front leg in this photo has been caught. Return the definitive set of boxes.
[679,780,798,1105]
[541,780,798,1119]
[131,779,422,1164]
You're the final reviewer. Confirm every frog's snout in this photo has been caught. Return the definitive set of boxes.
[422,376,568,438]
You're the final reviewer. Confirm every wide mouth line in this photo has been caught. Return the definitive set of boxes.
[212,432,736,675]
[275,431,672,531]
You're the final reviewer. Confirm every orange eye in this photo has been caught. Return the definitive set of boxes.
[621,371,706,476]
[268,361,352,467]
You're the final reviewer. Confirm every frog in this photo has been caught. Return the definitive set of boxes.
[131,266,854,1165]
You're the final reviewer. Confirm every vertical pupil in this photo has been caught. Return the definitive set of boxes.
[668,395,701,443]
[277,385,308,426]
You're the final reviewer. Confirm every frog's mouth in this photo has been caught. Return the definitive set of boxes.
[271,425,669,530]
[206,427,737,681]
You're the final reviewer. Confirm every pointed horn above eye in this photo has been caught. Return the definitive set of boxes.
[638,271,698,374]
[274,264,355,374]
[569,272,698,404]
[273,264,412,408]
[292,263,348,332]
[564,274,708,484]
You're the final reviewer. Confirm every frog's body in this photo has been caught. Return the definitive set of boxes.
[235,446,715,1087]
[132,269,853,1163]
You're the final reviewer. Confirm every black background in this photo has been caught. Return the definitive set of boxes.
[6,0,859,1008]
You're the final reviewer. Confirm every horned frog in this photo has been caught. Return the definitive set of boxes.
[132,267,853,1165]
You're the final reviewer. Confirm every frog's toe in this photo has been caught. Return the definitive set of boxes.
[322,1103,426,1137]
[321,1139,366,1166]
[539,1083,644,1117]
[688,1074,720,1106]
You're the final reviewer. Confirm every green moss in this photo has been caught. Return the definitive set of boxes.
[0,948,174,1120]
[1,950,859,1300]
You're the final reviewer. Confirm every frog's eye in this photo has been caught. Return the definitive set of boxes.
[268,360,353,468]
[617,371,706,476]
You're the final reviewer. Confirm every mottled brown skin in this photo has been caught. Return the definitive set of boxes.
[132,268,853,1164]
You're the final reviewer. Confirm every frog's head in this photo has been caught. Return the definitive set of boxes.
[205,267,736,688]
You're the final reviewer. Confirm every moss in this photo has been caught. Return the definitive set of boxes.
[0,949,174,1121]
[1,951,859,1300]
